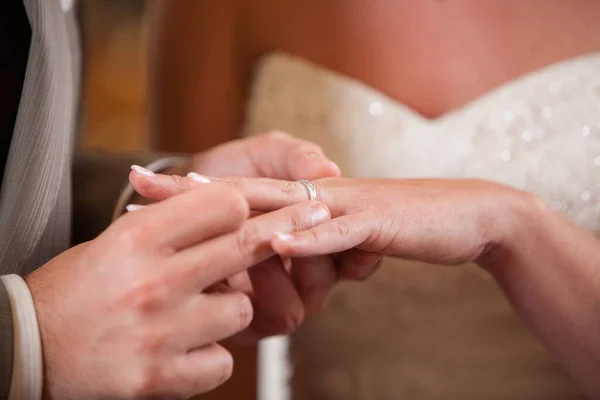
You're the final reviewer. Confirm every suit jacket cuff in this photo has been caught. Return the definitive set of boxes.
[0,275,42,400]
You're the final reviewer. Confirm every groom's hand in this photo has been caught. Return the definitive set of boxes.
[128,132,376,342]
[26,184,330,399]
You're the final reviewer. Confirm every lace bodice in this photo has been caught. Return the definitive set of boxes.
[245,52,600,232]
[244,52,600,400]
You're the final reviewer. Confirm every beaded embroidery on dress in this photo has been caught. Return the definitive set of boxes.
[244,52,600,400]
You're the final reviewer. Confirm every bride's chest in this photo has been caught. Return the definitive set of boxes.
[246,0,600,119]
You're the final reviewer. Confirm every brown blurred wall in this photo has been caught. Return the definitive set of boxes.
[79,1,257,398]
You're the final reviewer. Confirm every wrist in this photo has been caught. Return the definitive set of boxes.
[477,188,550,271]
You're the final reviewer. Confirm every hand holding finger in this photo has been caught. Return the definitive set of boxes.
[116,181,249,251]
[27,183,259,400]
[271,213,374,258]
[172,201,331,290]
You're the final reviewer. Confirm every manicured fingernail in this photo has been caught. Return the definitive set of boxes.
[131,165,154,177]
[311,206,330,224]
[275,232,295,241]
[125,204,145,212]
[187,172,211,183]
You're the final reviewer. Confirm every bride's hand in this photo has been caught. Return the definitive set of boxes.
[203,176,537,266]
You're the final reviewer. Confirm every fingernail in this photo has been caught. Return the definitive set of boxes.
[311,206,330,224]
[187,172,211,183]
[275,232,295,241]
[125,204,146,212]
[131,165,155,177]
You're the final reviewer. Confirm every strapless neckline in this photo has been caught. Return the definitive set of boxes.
[255,51,600,124]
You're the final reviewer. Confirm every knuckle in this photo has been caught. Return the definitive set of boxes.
[306,228,322,242]
[281,309,305,334]
[220,177,244,191]
[274,308,305,335]
[297,143,324,157]
[116,222,150,251]
[279,180,299,194]
[133,326,167,354]
[214,351,234,387]
[123,277,170,314]
[236,294,254,331]
[235,224,263,257]
[332,219,351,237]
[288,211,306,231]
[354,268,377,282]
[218,185,250,221]
[128,364,165,398]
[169,173,190,188]
[196,347,234,394]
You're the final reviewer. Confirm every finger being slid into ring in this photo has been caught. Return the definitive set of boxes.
[129,166,326,212]
[271,214,374,258]
[190,175,329,212]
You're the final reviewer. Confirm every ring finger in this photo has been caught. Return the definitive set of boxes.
[210,176,325,212]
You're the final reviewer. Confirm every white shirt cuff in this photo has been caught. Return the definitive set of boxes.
[0,275,42,400]
[112,156,189,220]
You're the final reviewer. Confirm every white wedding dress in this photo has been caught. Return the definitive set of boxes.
[243,52,600,400]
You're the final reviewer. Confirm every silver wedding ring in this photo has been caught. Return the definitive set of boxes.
[296,180,317,201]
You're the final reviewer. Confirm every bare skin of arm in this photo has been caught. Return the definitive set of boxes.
[486,197,600,398]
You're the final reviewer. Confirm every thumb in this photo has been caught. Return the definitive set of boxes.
[129,165,209,201]
[245,131,341,180]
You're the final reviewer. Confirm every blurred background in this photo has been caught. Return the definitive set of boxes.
[79,1,256,398]
[80,0,148,152]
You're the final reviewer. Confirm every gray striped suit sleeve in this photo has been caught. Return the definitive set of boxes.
[0,0,81,397]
